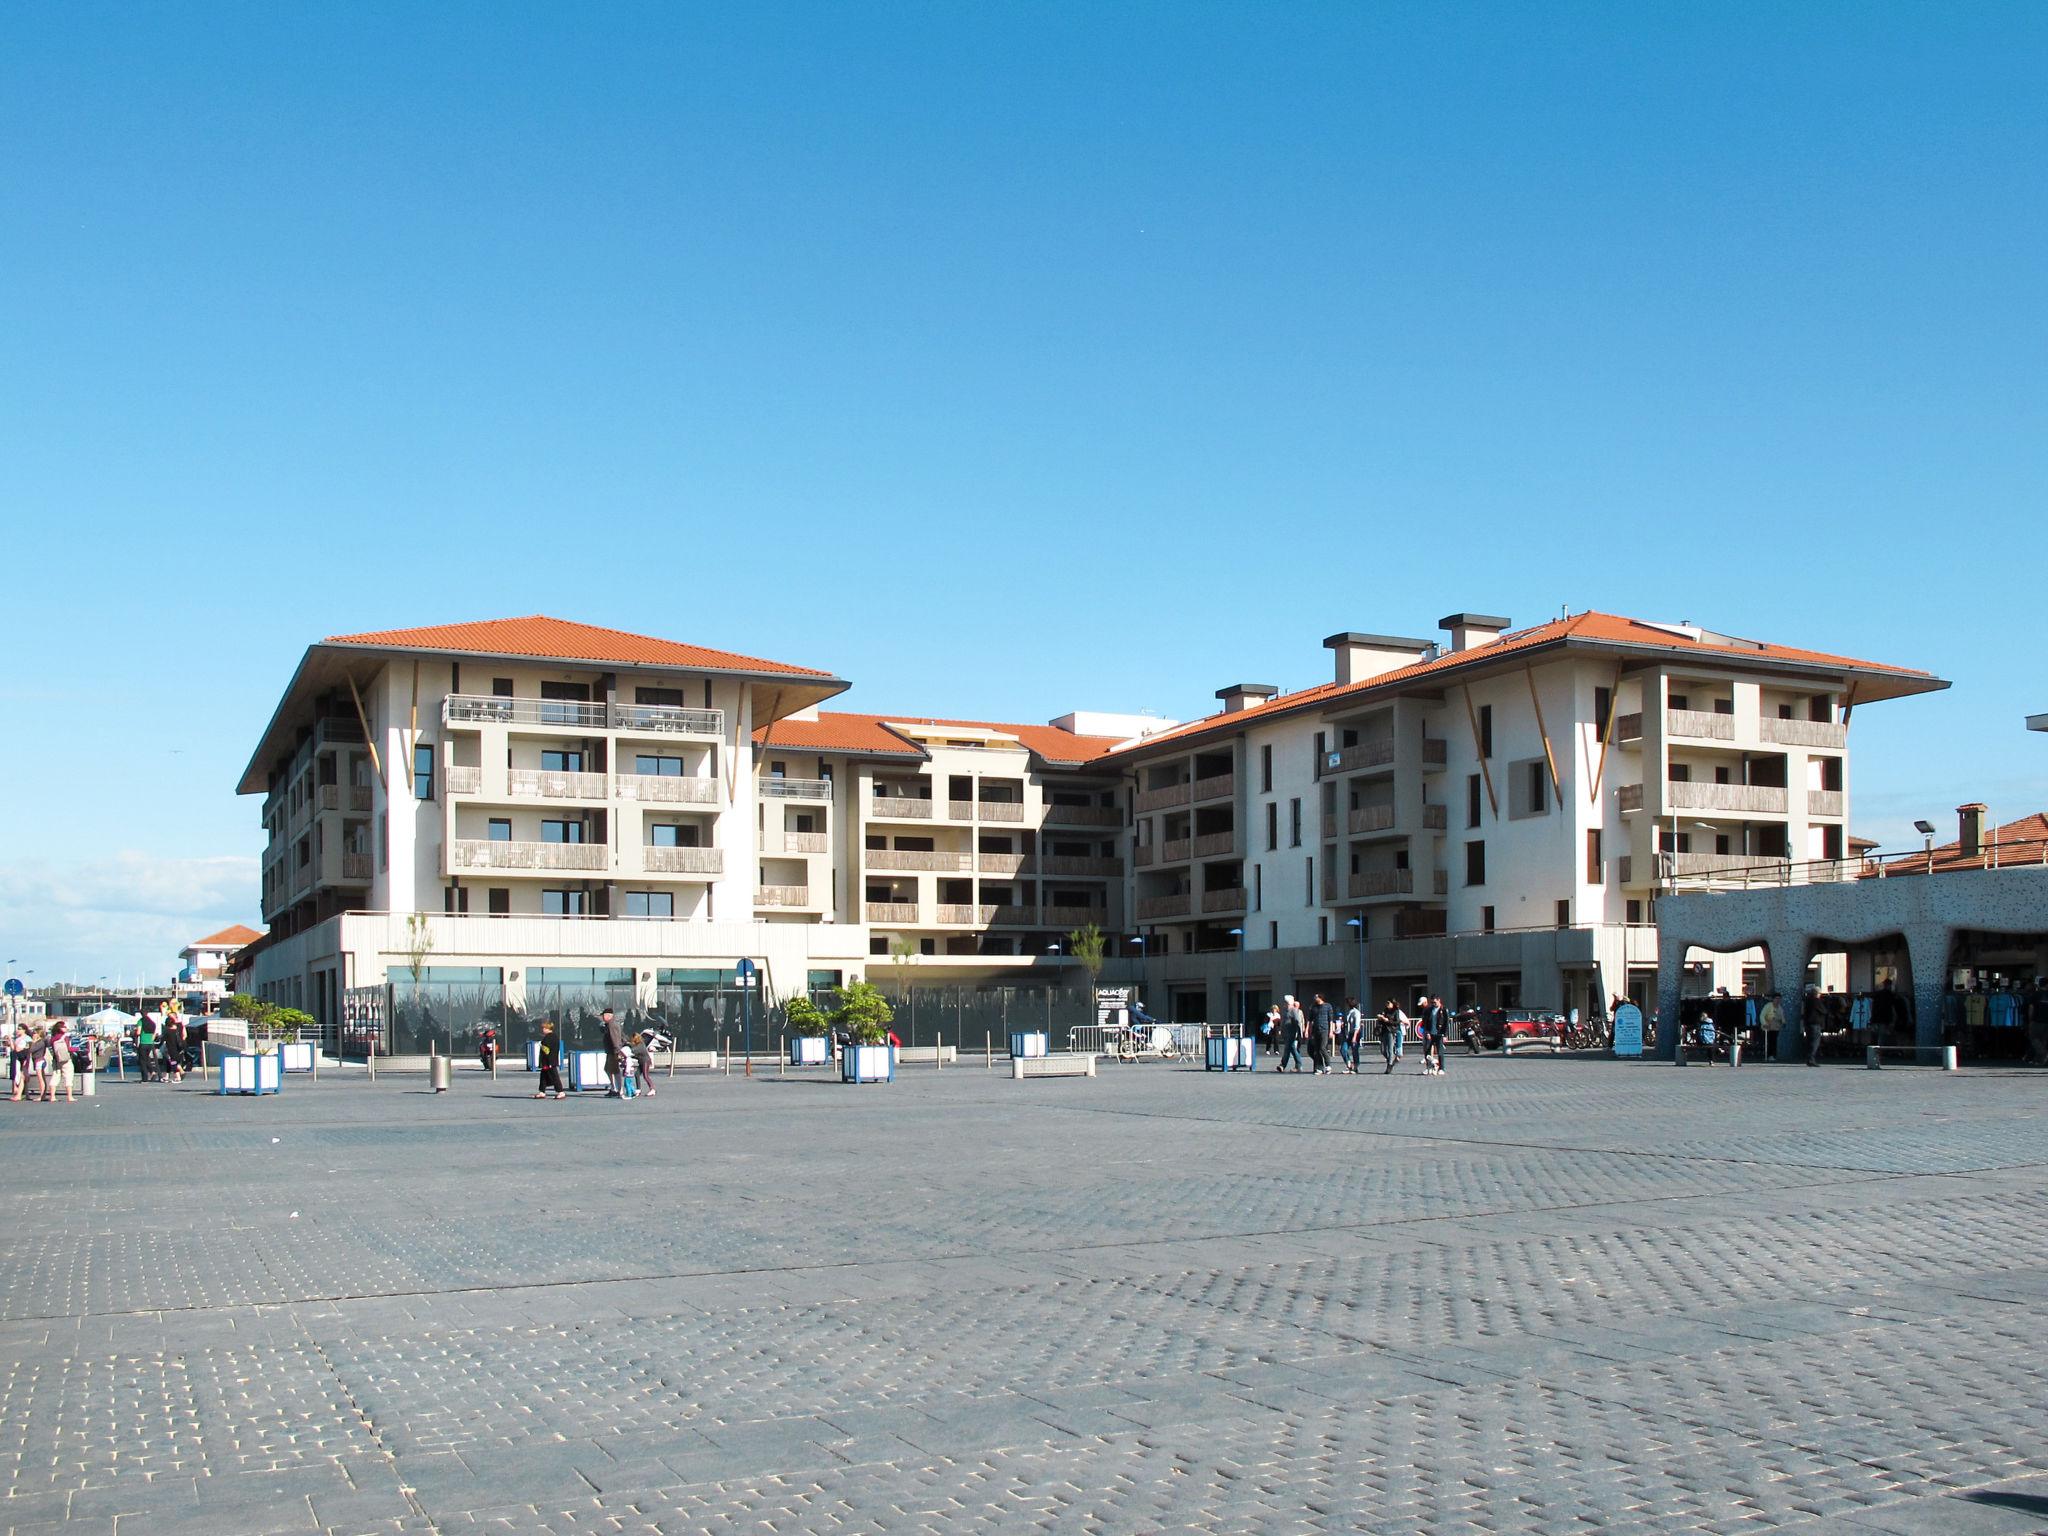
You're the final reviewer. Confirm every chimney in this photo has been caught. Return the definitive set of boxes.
[1438,611,1511,653]
[1323,632,1434,686]
[1215,683,1279,715]
[1958,803,1987,859]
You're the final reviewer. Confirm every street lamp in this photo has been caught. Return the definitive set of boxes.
[1046,942,1061,1033]
[1227,927,1246,1036]
[1346,916,1365,1009]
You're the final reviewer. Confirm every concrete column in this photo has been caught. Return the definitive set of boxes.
[1902,923,1952,1053]
[1766,930,1814,1061]
[1653,937,1686,1060]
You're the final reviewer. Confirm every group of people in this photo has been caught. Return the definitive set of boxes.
[1261,994,1454,1076]
[531,1010,658,1100]
[6,1017,80,1103]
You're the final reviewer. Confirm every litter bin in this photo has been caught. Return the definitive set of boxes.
[429,1053,451,1093]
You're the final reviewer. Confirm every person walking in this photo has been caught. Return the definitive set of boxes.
[1805,994,1827,1066]
[1341,998,1364,1073]
[534,1020,564,1099]
[1261,1004,1280,1053]
[1423,997,1448,1076]
[45,1019,76,1105]
[1276,996,1304,1073]
[632,1032,656,1099]
[163,1011,187,1084]
[1308,994,1335,1075]
[1759,993,1786,1059]
[7,1024,29,1103]
[135,1013,159,1083]
[1380,1000,1406,1073]
[600,1007,626,1098]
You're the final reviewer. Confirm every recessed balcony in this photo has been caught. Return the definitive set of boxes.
[643,846,723,876]
[616,774,720,805]
[451,839,607,873]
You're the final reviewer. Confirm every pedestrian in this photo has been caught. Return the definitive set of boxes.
[1380,1000,1406,1073]
[1341,997,1364,1073]
[8,1023,31,1102]
[1276,996,1304,1073]
[136,1013,159,1083]
[1805,992,1826,1066]
[534,1020,564,1099]
[1424,997,1449,1076]
[600,1007,626,1098]
[44,1019,76,1105]
[1759,993,1786,1058]
[632,1032,656,1098]
[1308,994,1335,1075]
[1261,1005,1280,1051]
[23,1027,49,1102]
[163,1011,187,1084]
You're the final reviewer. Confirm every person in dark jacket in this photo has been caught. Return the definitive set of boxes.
[1276,997,1304,1073]
[1308,995,1335,1075]
[631,1032,656,1098]
[163,1012,188,1084]
[534,1021,564,1099]
[600,1007,626,1097]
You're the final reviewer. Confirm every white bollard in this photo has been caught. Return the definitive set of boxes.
[1865,1046,1882,1069]
[1943,1045,1959,1071]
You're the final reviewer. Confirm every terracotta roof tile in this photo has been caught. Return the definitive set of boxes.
[757,712,1123,767]
[1876,812,2048,876]
[1108,610,1939,759]
[189,924,263,950]
[324,615,834,679]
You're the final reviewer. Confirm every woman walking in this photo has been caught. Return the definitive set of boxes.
[163,1011,188,1084]
[9,1026,34,1102]
[534,1021,564,1100]
[44,1019,75,1104]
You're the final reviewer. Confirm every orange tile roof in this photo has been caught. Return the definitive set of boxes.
[190,924,263,950]
[756,712,1124,768]
[324,615,835,679]
[1876,812,2048,876]
[1107,610,1939,759]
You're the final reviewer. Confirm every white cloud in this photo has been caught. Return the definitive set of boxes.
[0,851,259,985]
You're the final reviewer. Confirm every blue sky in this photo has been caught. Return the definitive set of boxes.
[2,3,2042,984]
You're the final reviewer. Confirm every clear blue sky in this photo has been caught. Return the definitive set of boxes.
[3,3,2042,984]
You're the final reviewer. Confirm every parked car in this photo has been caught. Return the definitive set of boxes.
[1475,1007,1568,1053]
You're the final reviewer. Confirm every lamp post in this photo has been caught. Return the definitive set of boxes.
[1227,927,1246,1037]
[1046,942,1061,1034]
[1346,916,1365,1010]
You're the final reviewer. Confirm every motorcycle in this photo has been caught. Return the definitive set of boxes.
[477,1025,498,1072]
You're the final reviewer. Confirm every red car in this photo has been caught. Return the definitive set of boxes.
[1474,1007,1567,1053]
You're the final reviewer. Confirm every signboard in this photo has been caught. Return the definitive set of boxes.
[1095,986,1131,1028]
[734,958,758,988]
[2,979,21,997]
[1612,1001,1644,1058]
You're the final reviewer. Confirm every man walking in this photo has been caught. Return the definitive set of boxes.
[601,1007,627,1097]
[1309,994,1334,1075]
[1804,993,1826,1066]
[1425,997,1449,1076]
[1379,1000,1406,1074]
[1277,996,1304,1073]
[1341,998,1364,1072]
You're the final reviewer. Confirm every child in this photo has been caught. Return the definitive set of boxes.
[534,1021,564,1100]
[631,1032,656,1099]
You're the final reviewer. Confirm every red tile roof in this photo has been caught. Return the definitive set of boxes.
[1107,610,1940,759]
[1875,812,2048,876]
[324,615,835,679]
[756,712,1124,768]
[190,924,263,950]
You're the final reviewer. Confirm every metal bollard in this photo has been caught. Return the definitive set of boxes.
[430,1053,451,1093]
[937,1034,944,1071]
[986,1031,992,1069]
[1943,1045,1959,1071]
[1865,1046,1881,1069]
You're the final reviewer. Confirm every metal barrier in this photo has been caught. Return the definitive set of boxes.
[1066,1022,1212,1059]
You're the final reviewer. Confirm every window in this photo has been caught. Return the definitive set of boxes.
[625,891,674,918]
[443,885,469,914]
[1318,916,1329,945]
[542,889,590,915]
[540,680,591,724]
[1715,834,1732,855]
[1313,731,1326,762]
[1626,899,1644,924]
[1254,863,1262,910]
[413,743,435,800]
[1668,692,1689,711]
[541,819,584,844]
[1714,765,1731,785]
[1669,763,1691,783]
[1478,704,1493,757]
[1305,855,1314,904]
[1586,828,1602,883]
[1779,703,1794,719]
[1594,686,1612,735]
[1467,774,1483,829]
[636,686,684,707]
[635,754,683,776]
[1555,898,1570,927]
[1713,697,1733,715]
[542,749,583,772]
[1658,829,1692,854]
[487,818,512,842]
[1465,840,1486,886]
[1509,760,1549,819]
[1269,920,1279,948]
[650,823,681,847]
[1260,743,1272,793]
[487,887,510,915]
[1289,799,1301,847]
[1481,904,1495,932]
[770,760,786,778]
[1266,803,1278,851]
[491,677,514,698]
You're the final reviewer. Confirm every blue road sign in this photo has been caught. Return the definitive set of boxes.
[2,979,21,998]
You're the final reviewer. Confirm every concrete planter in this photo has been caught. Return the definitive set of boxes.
[788,1035,830,1066]
[1205,1035,1256,1071]
[841,1043,894,1083]
[218,1051,282,1095]
[1008,1031,1049,1059]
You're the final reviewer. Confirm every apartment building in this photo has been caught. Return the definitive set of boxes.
[177,923,264,1009]
[1103,612,1945,1022]
[752,711,1153,957]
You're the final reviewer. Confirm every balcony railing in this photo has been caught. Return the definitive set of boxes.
[1044,905,1108,927]
[1667,708,1735,741]
[1133,845,1156,867]
[759,777,833,800]
[317,784,339,810]
[935,903,994,925]
[978,800,1025,823]
[1347,869,1415,899]
[868,849,971,871]
[866,901,919,923]
[1040,855,1121,877]
[1327,739,1395,776]
[349,785,374,811]
[1192,830,1236,858]
[1762,717,1848,749]
[444,766,482,795]
[1136,892,1191,919]
[442,694,724,736]
[1667,780,1788,815]
[509,768,608,800]
[755,885,811,907]
[341,852,372,882]
[1667,851,1788,879]
[989,905,1036,926]
[1160,836,1192,864]
[1614,712,1643,742]
[616,773,719,805]
[978,852,1028,876]
[870,795,934,819]
[784,831,830,854]
[1617,855,1634,885]
[1135,782,1191,813]
[1045,803,1122,827]
[451,839,607,872]
[1807,789,1845,818]
[1422,737,1448,767]
[1421,803,1447,830]
[644,845,723,876]
[1200,887,1246,913]
[1348,804,1394,836]
[1191,772,1234,802]
[1618,783,1645,813]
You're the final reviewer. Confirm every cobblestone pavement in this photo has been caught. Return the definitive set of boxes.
[2,1056,2046,1534]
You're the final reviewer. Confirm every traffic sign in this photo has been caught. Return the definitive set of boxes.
[2,979,21,998]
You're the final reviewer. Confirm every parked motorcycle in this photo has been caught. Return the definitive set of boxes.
[477,1024,498,1072]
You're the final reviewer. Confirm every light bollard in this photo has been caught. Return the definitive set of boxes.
[1943,1045,1959,1071]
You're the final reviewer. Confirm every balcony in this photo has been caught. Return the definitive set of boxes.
[1135,781,1191,814]
[442,694,724,737]
[1669,851,1787,879]
[1614,713,1644,742]
[1192,830,1236,858]
[867,849,971,872]
[1618,783,1645,813]
[1200,887,1246,914]
[341,852,372,882]
[445,766,482,795]
[1347,804,1395,836]
[978,852,1028,876]
[1044,904,1108,927]
[866,901,919,923]
[1160,837,1192,864]
[935,903,994,925]
[1667,780,1788,815]
[1133,845,1156,868]
[1422,737,1448,767]
[1421,803,1447,830]
[870,796,935,820]
[1191,772,1234,802]
[755,885,811,908]
[1347,869,1415,899]
[1762,717,1848,749]
[317,784,340,811]
[617,773,719,805]
[451,839,607,873]
[1666,708,1736,741]
[1326,739,1395,776]
[644,845,723,876]
[510,768,608,800]
[350,785,374,811]
[1617,855,1635,885]
[1041,855,1121,877]
[989,905,1037,926]
[979,801,1025,823]
[1045,803,1122,828]
[1807,789,1845,818]
[759,777,833,801]
[1136,892,1192,920]
[785,831,830,854]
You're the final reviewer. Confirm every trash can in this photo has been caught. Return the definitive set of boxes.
[430,1054,451,1093]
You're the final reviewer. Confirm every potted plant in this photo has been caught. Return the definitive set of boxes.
[785,995,831,1066]
[834,980,895,1083]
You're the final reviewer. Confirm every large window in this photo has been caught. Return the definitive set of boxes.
[635,754,684,776]
[1467,774,1483,828]
[413,743,435,800]
[1478,704,1493,757]
[542,889,591,915]
[487,818,512,842]
[542,749,584,772]
[1289,798,1301,848]
[624,891,674,918]
[541,819,584,844]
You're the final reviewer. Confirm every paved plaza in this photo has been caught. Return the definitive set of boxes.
[2,1055,2046,1535]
